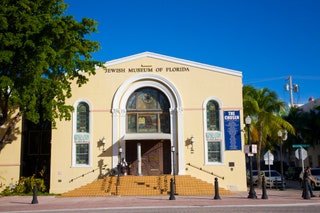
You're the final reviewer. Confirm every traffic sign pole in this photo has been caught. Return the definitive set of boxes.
[300,147,305,173]
[295,146,307,173]
[264,150,274,189]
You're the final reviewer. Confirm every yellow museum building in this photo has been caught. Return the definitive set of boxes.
[0,52,247,194]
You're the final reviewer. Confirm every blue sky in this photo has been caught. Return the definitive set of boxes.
[65,0,320,105]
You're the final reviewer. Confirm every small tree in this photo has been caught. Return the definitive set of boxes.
[0,0,103,151]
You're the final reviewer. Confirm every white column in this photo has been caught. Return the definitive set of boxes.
[176,107,185,175]
[112,109,120,169]
[137,143,142,176]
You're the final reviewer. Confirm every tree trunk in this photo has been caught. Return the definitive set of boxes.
[0,111,22,152]
[257,122,263,188]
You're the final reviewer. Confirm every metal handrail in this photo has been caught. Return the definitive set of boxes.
[186,163,224,180]
[69,164,108,183]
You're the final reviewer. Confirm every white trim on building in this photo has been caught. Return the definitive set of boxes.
[111,74,185,174]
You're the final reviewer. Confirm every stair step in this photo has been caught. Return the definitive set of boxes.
[61,175,232,197]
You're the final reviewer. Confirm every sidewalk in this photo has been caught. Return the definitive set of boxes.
[1,189,320,212]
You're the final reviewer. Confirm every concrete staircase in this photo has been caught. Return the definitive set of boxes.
[60,175,233,197]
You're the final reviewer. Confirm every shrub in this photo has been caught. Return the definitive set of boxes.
[1,170,47,196]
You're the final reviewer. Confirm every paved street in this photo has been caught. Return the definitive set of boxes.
[1,181,320,213]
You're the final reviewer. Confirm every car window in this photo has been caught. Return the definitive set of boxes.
[311,169,320,175]
[271,171,280,176]
[264,171,280,176]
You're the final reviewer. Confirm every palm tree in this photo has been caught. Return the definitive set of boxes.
[285,106,320,148]
[243,85,295,187]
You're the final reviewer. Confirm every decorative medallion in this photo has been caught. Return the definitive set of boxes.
[142,93,154,104]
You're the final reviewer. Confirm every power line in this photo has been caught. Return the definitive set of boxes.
[244,76,287,84]
[245,75,320,84]
[292,76,320,80]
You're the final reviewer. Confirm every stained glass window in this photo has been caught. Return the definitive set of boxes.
[208,141,221,162]
[76,144,89,164]
[205,99,222,163]
[206,100,220,131]
[75,101,90,165]
[127,87,170,133]
[77,102,89,133]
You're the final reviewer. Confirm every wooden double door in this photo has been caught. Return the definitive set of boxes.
[126,140,171,176]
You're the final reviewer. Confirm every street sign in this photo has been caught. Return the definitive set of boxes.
[292,144,310,148]
[295,147,308,160]
[264,151,274,160]
[244,144,257,155]
[251,144,257,154]
[264,150,274,165]
[264,160,273,165]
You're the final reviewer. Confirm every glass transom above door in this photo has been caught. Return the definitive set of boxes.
[126,87,170,133]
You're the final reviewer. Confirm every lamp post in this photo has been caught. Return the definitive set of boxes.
[246,116,257,199]
[116,147,122,196]
[118,147,122,174]
[278,130,286,190]
[169,146,176,200]
[172,146,176,191]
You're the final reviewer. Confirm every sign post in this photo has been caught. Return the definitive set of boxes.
[264,151,274,188]
[294,146,308,173]
[264,150,274,165]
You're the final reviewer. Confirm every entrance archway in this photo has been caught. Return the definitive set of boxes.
[111,74,185,175]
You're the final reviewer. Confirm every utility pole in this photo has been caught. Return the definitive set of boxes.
[285,76,299,107]
[288,76,294,107]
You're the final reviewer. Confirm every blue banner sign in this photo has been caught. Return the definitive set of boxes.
[224,110,242,150]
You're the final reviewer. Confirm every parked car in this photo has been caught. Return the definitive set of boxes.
[311,168,320,190]
[247,170,259,185]
[298,168,320,189]
[246,170,258,185]
[263,170,286,188]
[286,167,302,180]
[248,170,285,188]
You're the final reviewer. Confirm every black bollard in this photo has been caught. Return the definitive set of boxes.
[302,179,310,199]
[169,178,176,200]
[261,176,268,199]
[214,177,221,200]
[275,178,278,190]
[31,185,38,204]
[301,179,305,198]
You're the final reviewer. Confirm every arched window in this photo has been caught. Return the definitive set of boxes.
[73,101,91,166]
[77,102,89,133]
[204,99,222,163]
[126,87,170,133]
[206,100,220,131]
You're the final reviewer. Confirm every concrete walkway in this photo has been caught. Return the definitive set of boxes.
[1,188,320,212]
